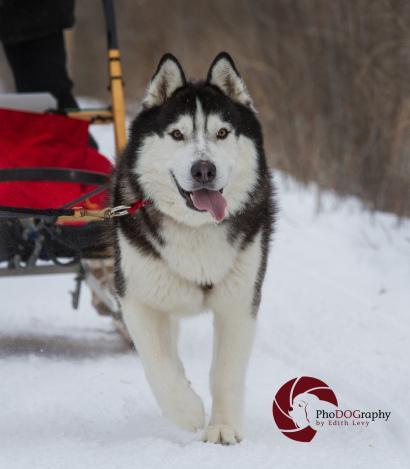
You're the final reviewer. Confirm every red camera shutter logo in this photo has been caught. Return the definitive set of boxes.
[272,376,338,442]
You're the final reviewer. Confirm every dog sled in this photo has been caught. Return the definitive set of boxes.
[0,0,131,332]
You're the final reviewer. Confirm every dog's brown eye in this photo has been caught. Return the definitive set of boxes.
[170,129,184,141]
[217,128,229,139]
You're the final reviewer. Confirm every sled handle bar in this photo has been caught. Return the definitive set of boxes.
[0,168,109,186]
[102,0,119,50]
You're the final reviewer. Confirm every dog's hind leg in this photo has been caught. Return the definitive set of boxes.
[204,309,256,444]
[122,301,205,432]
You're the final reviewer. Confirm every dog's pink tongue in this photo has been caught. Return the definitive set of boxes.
[191,189,227,221]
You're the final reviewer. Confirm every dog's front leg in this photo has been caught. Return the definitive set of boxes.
[204,308,256,444]
[122,300,205,432]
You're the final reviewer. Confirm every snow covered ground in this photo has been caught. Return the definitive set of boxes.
[0,123,409,468]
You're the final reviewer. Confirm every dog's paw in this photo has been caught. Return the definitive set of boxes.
[203,424,243,445]
[162,385,205,432]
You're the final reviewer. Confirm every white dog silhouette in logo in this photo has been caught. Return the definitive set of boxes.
[289,393,320,429]
[289,392,338,429]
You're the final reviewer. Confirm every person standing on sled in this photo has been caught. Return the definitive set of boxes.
[0,0,97,148]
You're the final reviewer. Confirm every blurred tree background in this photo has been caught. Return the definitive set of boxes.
[1,0,409,216]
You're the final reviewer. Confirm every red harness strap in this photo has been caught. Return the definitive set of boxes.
[127,199,151,214]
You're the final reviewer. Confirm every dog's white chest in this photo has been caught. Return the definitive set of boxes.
[158,219,237,285]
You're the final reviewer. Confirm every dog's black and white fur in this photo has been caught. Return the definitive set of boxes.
[112,52,275,444]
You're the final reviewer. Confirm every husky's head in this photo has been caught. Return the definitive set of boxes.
[127,52,266,226]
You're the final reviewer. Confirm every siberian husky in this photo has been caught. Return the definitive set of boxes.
[112,52,275,444]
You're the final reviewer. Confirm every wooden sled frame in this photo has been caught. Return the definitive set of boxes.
[67,0,127,157]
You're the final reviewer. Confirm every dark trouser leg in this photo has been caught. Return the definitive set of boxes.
[3,31,78,110]
[3,31,98,148]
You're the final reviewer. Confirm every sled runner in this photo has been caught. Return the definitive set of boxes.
[0,0,130,328]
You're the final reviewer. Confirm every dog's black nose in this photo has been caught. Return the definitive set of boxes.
[191,160,216,184]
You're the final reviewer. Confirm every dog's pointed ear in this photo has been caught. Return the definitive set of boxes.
[143,54,186,108]
[206,52,253,108]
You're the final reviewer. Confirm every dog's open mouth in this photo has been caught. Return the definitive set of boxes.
[171,173,227,222]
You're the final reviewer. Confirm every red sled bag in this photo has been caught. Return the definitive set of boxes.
[0,108,112,211]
